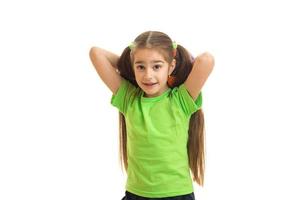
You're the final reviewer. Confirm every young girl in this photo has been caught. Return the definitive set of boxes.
[89,31,214,200]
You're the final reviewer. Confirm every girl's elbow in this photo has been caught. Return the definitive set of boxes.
[89,47,100,58]
[89,47,106,63]
[201,52,214,64]
[196,52,215,71]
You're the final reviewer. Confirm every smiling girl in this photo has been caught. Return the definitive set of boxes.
[89,31,214,200]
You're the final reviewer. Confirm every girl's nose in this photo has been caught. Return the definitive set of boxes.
[144,68,153,79]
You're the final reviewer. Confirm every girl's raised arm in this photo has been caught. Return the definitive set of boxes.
[89,47,122,94]
[184,52,214,100]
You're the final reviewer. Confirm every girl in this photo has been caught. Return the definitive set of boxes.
[89,31,214,200]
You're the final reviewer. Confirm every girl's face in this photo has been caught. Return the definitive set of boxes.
[132,48,175,98]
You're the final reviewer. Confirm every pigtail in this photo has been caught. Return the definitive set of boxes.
[188,109,205,186]
[170,44,206,186]
[116,47,136,172]
[117,47,138,87]
[119,112,128,171]
[168,45,193,88]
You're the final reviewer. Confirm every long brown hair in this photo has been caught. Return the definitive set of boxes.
[116,31,205,186]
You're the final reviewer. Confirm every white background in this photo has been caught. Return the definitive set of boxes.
[1,0,299,199]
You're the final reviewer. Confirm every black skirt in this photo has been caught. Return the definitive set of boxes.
[121,191,195,200]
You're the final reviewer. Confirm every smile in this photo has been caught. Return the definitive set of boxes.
[143,82,158,87]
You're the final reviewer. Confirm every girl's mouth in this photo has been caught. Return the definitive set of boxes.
[143,82,158,87]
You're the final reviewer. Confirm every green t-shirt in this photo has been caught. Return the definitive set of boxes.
[111,79,202,198]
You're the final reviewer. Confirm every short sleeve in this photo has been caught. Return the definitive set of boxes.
[172,84,202,117]
[111,79,138,114]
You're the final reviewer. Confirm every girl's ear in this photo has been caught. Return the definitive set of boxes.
[169,59,176,75]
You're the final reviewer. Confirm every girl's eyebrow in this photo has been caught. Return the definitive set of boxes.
[152,60,164,64]
[134,60,164,64]
[134,61,144,64]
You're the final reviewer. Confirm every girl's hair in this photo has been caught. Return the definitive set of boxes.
[116,31,205,186]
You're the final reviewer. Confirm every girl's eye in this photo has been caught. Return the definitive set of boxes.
[136,65,145,70]
[153,65,161,70]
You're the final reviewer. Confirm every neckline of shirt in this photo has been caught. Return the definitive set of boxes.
[141,88,172,102]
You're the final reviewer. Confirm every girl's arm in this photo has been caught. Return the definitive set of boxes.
[89,47,122,94]
[184,52,214,100]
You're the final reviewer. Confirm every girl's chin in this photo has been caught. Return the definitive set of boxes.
[141,86,159,97]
